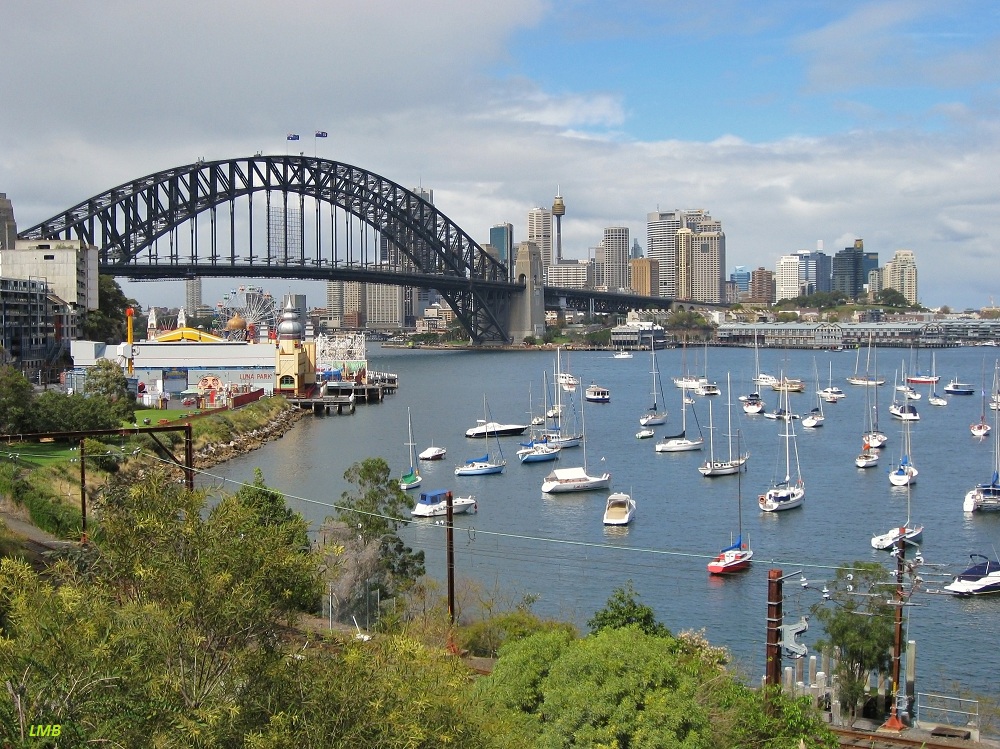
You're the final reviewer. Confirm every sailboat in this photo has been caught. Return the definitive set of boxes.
[964,364,1000,512]
[518,378,561,463]
[863,347,888,448]
[758,379,805,512]
[707,430,753,574]
[887,418,918,486]
[455,396,507,476]
[801,358,826,428]
[872,484,923,549]
[655,386,704,453]
[639,349,668,426]
[888,369,920,421]
[546,348,583,448]
[399,407,423,490]
[971,362,991,437]
[751,332,778,387]
[927,353,947,406]
[855,379,880,468]
[818,360,846,403]
[698,375,749,475]
[541,394,611,493]
[742,391,765,415]
[847,332,885,386]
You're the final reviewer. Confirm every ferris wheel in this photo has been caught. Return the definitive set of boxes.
[213,285,278,341]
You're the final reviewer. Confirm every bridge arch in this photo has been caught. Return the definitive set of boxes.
[19,155,514,342]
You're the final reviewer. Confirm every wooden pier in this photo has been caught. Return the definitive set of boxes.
[287,373,397,414]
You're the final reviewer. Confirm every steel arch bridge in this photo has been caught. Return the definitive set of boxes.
[19,155,518,342]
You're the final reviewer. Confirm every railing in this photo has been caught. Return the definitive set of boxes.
[915,692,979,741]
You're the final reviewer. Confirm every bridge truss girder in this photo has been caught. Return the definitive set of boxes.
[19,155,514,343]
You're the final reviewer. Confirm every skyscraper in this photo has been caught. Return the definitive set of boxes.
[730,266,750,293]
[551,190,565,265]
[185,277,202,315]
[646,209,725,301]
[883,249,918,305]
[775,255,801,301]
[750,267,775,304]
[795,247,832,294]
[832,239,871,300]
[630,258,659,297]
[527,207,553,272]
[602,227,630,291]
[489,223,514,281]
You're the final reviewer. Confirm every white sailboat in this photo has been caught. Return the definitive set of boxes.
[758,380,805,512]
[751,332,778,387]
[971,363,991,437]
[818,360,846,402]
[541,394,611,493]
[656,386,704,453]
[519,375,561,463]
[707,430,753,574]
[863,347,888,449]
[855,376,880,468]
[965,364,1000,512]
[698,375,749,475]
[927,353,947,406]
[872,483,923,549]
[399,407,423,490]
[639,349,668,426]
[847,333,885,386]
[801,358,826,428]
[887,418,918,486]
[547,348,583,448]
[455,396,507,476]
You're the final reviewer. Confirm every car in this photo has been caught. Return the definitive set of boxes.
[181,397,197,406]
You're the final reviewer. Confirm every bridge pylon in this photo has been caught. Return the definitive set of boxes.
[508,243,545,343]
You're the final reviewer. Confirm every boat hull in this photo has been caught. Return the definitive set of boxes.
[541,466,611,493]
[411,496,477,517]
[639,412,667,427]
[888,466,918,486]
[603,493,636,525]
[758,485,805,512]
[455,461,505,476]
[655,437,704,453]
[518,447,560,463]
[698,457,748,476]
[871,524,923,550]
[465,423,528,438]
[418,447,446,461]
[707,548,753,574]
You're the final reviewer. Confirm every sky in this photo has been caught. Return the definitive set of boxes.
[3,0,1000,310]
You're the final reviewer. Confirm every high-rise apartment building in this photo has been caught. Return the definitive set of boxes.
[749,267,775,304]
[775,255,802,301]
[185,277,202,315]
[602,227,630,291]
[366,283,406,329]
[883,249,918,305]
[546,260,593,289]
[527,207,553,272]
[489,223,515,281]
[629,258,659,297]
[831,239,871,300]
[646,209,725,302]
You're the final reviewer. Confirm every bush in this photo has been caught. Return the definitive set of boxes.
[458,609,577,657]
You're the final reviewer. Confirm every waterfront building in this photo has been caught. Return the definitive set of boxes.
[883,249,919,305]
[489,223,515,281]
[527,207,553,273]
[775,255,802,301]
[629,258,659,297]
[610,320,668,349]
[749,267,775,304]
[832,239,871,300]
[646,209,724,301]
[546,259,593,289]
[602,226,630,292]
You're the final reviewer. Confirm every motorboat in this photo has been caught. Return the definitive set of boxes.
[944,380,975,395]
[635,428,655,440]
[602,492,636,526]
[557,371,579,392]
[418,444,446,461]
[695,382,721,397]
[763,408,798,421]
[541,466,611,493]
[584,384,611,403]
[399,407,423,491]
[464,420,527,438]
[673,374,707,390]
[410,489,477,518]
[944,553,1000,596]
[613,349,633,359]
[819,386,846,403]
[759,381,805,512]
[742,392,765,415]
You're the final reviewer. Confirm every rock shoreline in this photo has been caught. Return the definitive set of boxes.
[193,405,307,470]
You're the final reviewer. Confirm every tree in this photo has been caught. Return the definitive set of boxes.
[84,358,136,423]
[810,561,895,724]
[874,288,910,309]
[665,310,714,340]
[30,390,119,432]
[477,626,837,748]
[332,457,425,623]
[587,581,670,637]
[80,275,138,343]
[0,366,35,434]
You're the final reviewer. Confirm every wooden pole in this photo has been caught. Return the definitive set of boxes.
[765,568,783,690]
[79,438,87,539]
[446,491,455,626]
[184,423,194,491]
[881,538,907,731]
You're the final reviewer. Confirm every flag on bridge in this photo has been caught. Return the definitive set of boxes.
[315,131,328,138]
[286,133,300,141]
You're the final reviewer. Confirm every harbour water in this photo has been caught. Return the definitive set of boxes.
[202,343,1000,697]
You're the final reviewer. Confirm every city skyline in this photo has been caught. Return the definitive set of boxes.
[2,2,999,309]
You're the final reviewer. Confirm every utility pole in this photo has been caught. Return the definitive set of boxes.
[446,491,455,626]
[881,536,907,731]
